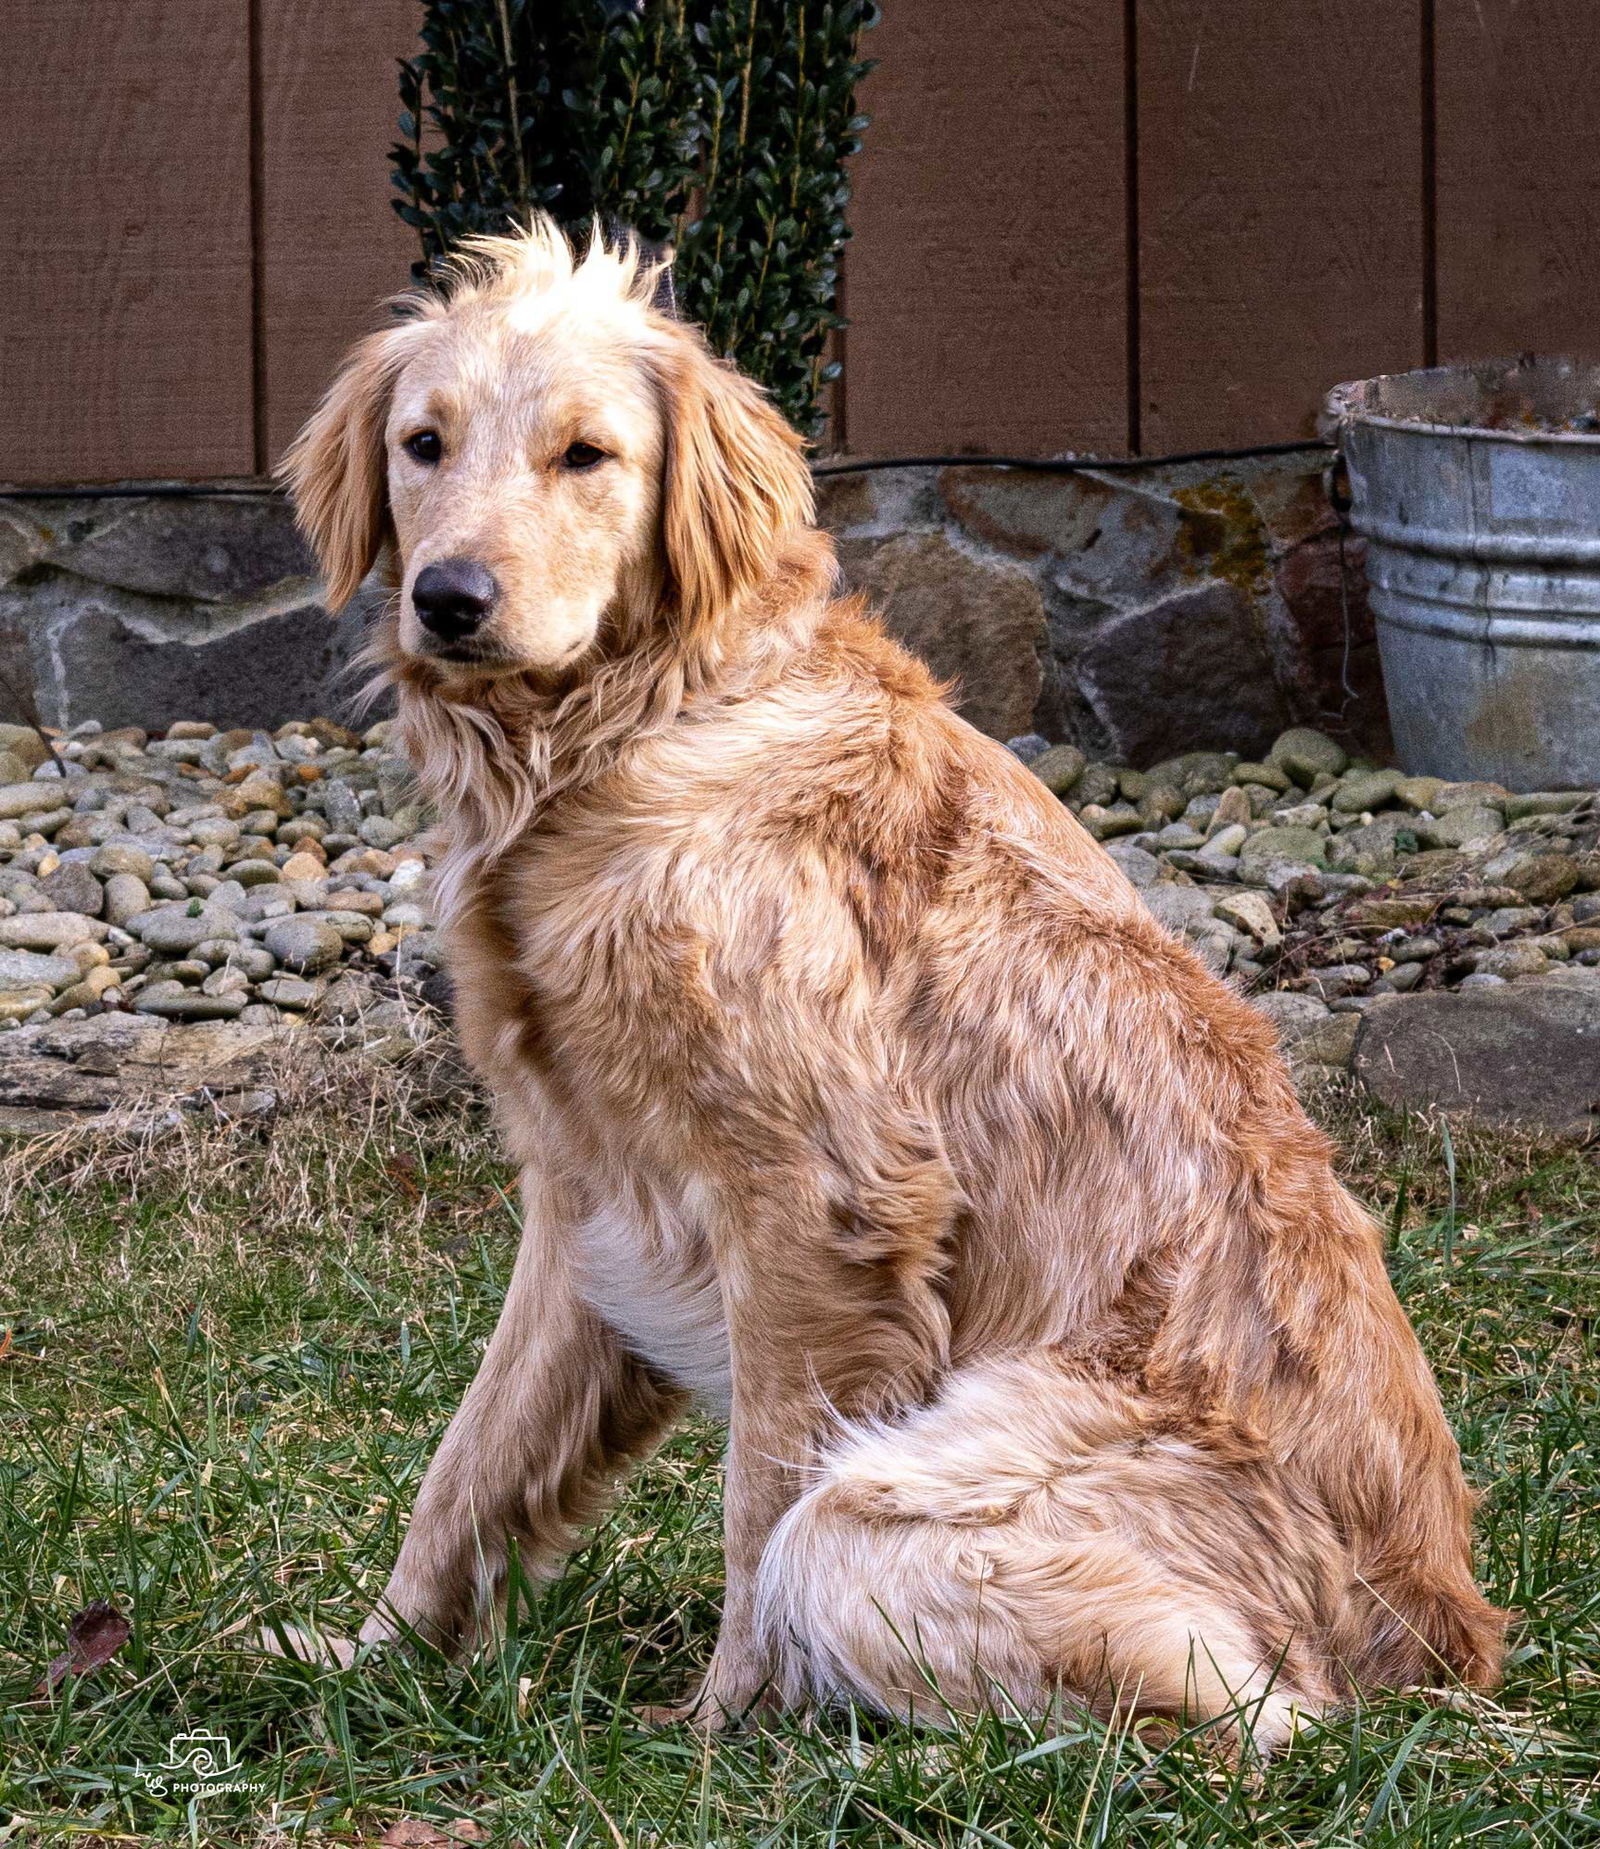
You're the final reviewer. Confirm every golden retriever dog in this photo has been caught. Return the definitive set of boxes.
[284,218,1503,1748]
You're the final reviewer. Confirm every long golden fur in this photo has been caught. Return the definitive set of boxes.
[284,218,1504,1748]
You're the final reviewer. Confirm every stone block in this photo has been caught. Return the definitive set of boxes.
[1355,984,1600,1137]
[835,531,1045,740]
[0,491,384,735]
[32,494,314,602]
[1076,582,1292,767]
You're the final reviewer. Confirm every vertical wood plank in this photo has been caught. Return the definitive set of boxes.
[259,0,421,468]
[1138,0,1425,451]
[844,1,1128,458]
[0,1,254,484]
[1436,0,1600,362]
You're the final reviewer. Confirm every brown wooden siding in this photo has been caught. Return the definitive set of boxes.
[845,0,1129,457]
[1435,0,1600,362]
[1135,0,1426,453]
[3,2,1598,484]
[1,0,257,481]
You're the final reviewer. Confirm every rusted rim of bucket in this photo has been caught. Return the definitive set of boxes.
[1323,357,1600,447]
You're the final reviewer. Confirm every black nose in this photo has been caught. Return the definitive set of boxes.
[412,558,497,642]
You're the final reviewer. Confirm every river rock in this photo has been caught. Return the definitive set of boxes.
[1331,768,1403,814]
[1417,806,1504,849]
[40,861,104,917]
[263,916,345,974]
[1239,826,1327,875]
[1251,990,1331,1045]
[1470,942,1551,981]
[1268,727,1347,786]
[1029,744,1086,795]
[0,911,110,950]
[1291,1012,1362,1070]
[102,873,152,928]
[1214,890,1280,947]
[0,948,80,992]
[134,982,249,1021]
[0,783,53,821]
[132,905,241,954]
[1500,852,1580,905]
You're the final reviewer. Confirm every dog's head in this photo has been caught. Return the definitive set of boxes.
[284,218,815,678]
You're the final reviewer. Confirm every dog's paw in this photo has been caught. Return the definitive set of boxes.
[257,1621,361,1669]
[638,1678,779,1733]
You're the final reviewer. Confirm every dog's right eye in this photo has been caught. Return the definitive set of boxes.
[404,431,443,464]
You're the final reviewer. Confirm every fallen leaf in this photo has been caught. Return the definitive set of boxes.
[0,1328,12,1361]
[384,1154,422,1200]
[377,1822,488,1847]
[36,1599,130,1694]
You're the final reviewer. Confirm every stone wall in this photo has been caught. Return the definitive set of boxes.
[820,451,1388,765]
[0,493,373,734]
[0,450,1388,762]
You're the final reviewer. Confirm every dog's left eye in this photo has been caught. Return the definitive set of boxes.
[404,431,442,464]
[561,442,606,471]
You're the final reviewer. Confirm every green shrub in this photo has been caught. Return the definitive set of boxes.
[392,0,877,437]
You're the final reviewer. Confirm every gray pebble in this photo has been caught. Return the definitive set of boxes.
[1005,733,1051,765]
[228,858,282,887]
[0,948,81,992]
[1302,963,1373,998]
[320,783,363,835]
[257,975,323,1010]
[234,888,296,924]
[191,937,243,967]
[358,815,408,851]
[134,981,248,1021]
[229,944,277,981]
[1389,935,1441,965]
[133,905,241,955]
[148,959,210,985]
[91,843,156,883]
[263,916,345,974]
[1103,843,1162,889]
[298,908,374,943]
[40,862,104,917]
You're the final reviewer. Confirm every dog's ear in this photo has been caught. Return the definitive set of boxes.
[654,339,814,640]
[281,327,411,611]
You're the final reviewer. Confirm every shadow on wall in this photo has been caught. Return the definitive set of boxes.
[1,454,1387,760]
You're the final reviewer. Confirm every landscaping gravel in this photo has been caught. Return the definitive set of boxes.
[0,717,441,1042]
[1004,721,1600,1086]
[4,709,1600,1113]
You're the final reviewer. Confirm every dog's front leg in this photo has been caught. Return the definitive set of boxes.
[362,1162,684,1654]
[670,1141,956,1727]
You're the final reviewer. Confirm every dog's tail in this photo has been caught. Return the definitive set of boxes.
[754,1352,1346,1751]
[1148,1137,1508,1695]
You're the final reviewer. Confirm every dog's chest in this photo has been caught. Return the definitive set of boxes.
[571,1188,732,1413]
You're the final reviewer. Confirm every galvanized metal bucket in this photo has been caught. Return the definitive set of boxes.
[1326,357,1600,791]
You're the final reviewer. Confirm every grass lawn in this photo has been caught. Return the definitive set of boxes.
[1,1055,1596,1847]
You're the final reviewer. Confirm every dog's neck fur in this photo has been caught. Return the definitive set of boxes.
[385,529,836,928]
